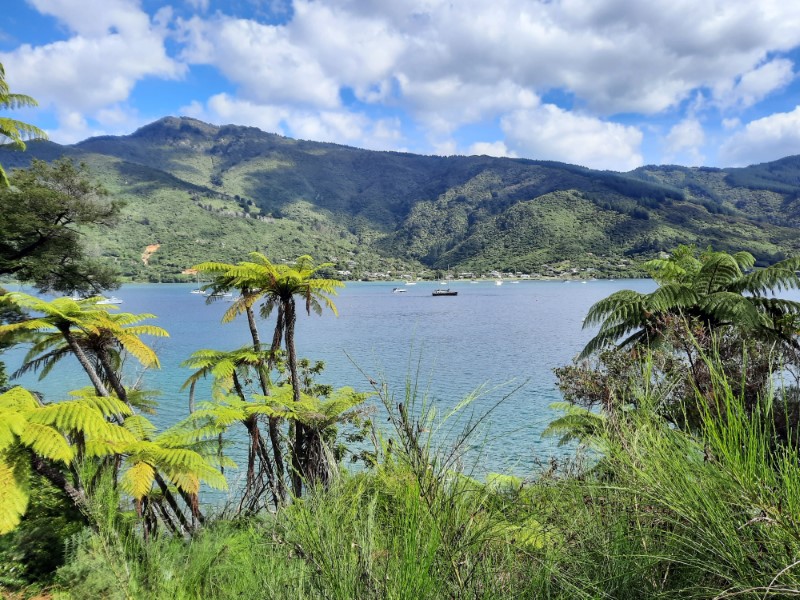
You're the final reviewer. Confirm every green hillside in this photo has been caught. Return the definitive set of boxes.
[3,116,800,280]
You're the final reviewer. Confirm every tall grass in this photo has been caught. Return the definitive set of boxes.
[42,354,800,599]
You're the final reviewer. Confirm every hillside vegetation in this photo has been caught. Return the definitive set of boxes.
[2,116,800,280]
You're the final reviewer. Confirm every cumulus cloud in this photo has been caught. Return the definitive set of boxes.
[664,118,706,165]
[500,104,643,171]
[720,106,800,166]
[468,141,513,157]
[181,93,405,151]
[1,0,183,127]
[715,58,796,109]
[8,0,800,165]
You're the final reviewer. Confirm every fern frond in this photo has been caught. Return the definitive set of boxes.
[123,415,158,440]
[583,290,645,328]
[121,460,155,500]
[0,457,30,535]
[694,253,742,295]
[0,387,40,411]
[731,257,800,295]
[67,389,133,419]
[18,422,73,463]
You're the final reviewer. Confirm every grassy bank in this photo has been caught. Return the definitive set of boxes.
[6,361,796,600]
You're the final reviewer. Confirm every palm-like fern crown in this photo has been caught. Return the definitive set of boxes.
[1,293,168,379]
[0,383,227,532]
[193,253,343,320]
[580,246,800,358]
[181,346,270,399]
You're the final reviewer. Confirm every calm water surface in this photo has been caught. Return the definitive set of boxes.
[5,279,657,475]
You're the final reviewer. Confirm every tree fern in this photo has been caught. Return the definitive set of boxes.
[581,246,800,357]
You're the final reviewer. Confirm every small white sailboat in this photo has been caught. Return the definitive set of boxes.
[97,296,123,305]
[190,273,204,294]
[495,280,503,286]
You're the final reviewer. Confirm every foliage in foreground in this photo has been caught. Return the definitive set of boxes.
[22,358,800,600]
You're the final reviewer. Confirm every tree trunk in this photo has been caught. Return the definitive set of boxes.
[97,347,130,409]
[60,326,110,397]
[284,299,306,497]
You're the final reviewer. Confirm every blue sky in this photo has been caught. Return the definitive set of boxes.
[3,0,800,171]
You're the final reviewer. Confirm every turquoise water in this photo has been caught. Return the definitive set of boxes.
[3,279,657,476]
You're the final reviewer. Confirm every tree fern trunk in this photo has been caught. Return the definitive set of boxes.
[247,304,287,504]
[284,299,305,497]
[60,325,110,397]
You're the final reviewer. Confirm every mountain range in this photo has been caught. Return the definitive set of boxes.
[2,116,800,280]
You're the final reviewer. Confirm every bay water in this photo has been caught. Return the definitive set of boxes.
[3,279,656,478]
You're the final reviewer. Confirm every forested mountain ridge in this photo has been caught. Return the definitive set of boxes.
[2,116,799,280]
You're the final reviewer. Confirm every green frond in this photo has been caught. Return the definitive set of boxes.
[579,321,646,359]
[645,283,698,313]
[84,438,129,458]
[120,460,156,500]
[0,411,26,452]
[155,423,229,447]
[643,258,689,284]
[732,251,756,270]
[116,334,161,368]
[18,422,73,463]
[221,298,248,323]
[0,457,30,535]
[693,252,742,295]
[0,387,40,411]
[749,296,800,318]
[699,292,767,330]
[542,402,606,446]
[191,261,237,275]
[28,401,114,438]
[67,389,133,419]
[123,415,158,440]
[318,387,371,420]
[164,470,200,495]
[1,93,40,109]
[731,256,800,295]
[583,290,646,328]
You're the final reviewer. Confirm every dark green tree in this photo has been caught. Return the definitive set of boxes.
[0,158,121,293]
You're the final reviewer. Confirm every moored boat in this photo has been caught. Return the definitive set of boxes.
[432,289,457,296]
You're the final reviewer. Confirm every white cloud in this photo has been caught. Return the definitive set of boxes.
[178,15,341,109]
[1,0,183,141]
[500,104,643,171]
[715,58,796,109]
[9,0,800,165]
[182,93,406,152]
[468,141,513,157]
[664,118,706,165]
[720,106,800,166]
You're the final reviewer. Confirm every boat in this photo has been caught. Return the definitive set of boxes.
[97,296,123,305]
[206,291,233,299]
[432,289,457,296]
[405,281,417,286]
[495,280,503,286]
[392,287,407,293]
[190,273,205,294]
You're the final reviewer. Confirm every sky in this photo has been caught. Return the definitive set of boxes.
[3,0,800,171]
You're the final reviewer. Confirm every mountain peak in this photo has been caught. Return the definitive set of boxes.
[129,116,220,140]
